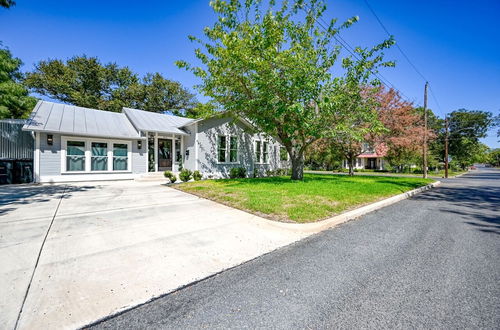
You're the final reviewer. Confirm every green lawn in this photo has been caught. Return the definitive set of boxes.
[175,173,434,223]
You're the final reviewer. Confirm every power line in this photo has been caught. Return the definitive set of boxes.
[307,6,417,105]
[363,0,428,82]
[362,0,445,112]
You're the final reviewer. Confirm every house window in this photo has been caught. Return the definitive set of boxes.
[280,147,288,161]
[66,141,86,172]
[263,142,269,163]
[91,142,108,171]
[229,136,238,163]
[357,158,362,167]
[255,141,261,163]
[218,136,227,162]
[113,143,128,171]
[175,139,181,162]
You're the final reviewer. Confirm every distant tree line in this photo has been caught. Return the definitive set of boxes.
[0,44,211,119]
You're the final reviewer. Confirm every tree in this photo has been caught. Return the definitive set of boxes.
[0,45,37,119]
[486,148,500,167]
[322,39,394,176]
[177,0,388,180]
[1,0,15,8]
[446,109,493,169]
[372,87,433,171]
[25,55,197,115]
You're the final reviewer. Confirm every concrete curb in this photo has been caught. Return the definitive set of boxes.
[263,181,441,234]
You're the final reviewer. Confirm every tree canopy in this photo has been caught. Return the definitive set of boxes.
[0,45,37,119]
[177,0,392,179]
[25,55,198,116]
[446,109,494,169]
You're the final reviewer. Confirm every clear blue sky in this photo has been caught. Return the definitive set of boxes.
[1,0,499,147]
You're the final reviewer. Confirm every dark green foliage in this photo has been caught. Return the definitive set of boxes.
[164,171,177,183]
[229,167,246,179]
[179,168,193,182]
[0,0,15,8]
[0,45,37,119]
[25,55,198,115]
[193,170,202,181]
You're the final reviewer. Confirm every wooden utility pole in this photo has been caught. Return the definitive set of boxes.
[444,116,449,178]
[423,82,428,179]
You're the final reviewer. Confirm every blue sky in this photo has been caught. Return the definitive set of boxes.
[1,0,499,147]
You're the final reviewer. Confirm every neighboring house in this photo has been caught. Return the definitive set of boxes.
[342,143,387,171]
[23,101,286,183]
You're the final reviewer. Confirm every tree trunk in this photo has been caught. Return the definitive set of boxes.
[348,156,355,176]
[290,151,304,180]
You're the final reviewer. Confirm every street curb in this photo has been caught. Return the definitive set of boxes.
[264,181,441,234]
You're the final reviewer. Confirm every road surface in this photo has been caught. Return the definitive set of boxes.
[90,168,500,329]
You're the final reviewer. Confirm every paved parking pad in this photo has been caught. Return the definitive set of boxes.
[0,181,307,329]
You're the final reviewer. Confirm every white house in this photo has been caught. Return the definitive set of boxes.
[342,143,387,171]
[23,101,287,183]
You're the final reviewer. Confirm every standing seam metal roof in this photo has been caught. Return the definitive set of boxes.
[122,107,194,135]
[23,101,143,139]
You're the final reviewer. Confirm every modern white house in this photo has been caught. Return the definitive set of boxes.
[23,101,287,183]
[342,143,387,171]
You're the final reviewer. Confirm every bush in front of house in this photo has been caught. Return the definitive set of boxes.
[179,169,193,182]
[164,171,177,183]
[230,167,246,179]
[193,170,202,181]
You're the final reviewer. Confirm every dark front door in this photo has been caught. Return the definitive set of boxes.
[158,139,173,171]
[367,158,377,169]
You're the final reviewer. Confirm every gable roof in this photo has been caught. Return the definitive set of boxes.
[23,101,143,139]
[123,107,193,136]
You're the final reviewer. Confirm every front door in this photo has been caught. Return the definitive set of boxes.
[368,158,377,169]
[158,139,173,171]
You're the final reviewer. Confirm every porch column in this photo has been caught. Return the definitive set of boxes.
[172,135,176,172]
[154,132,158,172]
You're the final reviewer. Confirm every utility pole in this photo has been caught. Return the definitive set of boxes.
[423,82,428,179]
[444,116,449,178]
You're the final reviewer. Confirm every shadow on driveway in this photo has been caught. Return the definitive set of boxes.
[412,170,500,235]
[0,184,96,216]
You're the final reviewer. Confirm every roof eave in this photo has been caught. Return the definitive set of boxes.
[22,127,146,140]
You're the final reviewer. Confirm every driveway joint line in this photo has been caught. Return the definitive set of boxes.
[13,185,68,330]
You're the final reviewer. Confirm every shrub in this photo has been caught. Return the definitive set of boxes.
[230,167,246,179]
[179,168,193,182]
[266,169,274,177]
[253,168,259,178]
[164,171,177,183]
[193,170,202,181]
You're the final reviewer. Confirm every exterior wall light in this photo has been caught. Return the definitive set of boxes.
[137,140,142,149]
[47,134,53,146]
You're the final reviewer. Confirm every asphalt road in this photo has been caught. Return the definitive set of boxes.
[90,168,500,329]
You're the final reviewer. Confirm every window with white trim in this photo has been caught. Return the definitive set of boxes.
[263,142,269,163]
[218,135,227,163]
[229,136,238,163]
[66,141,86,172]
[91,142,108,171]
[113,143,128,171]
[255,141,261,163]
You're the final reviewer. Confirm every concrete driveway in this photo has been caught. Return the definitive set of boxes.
[0,180,308,329]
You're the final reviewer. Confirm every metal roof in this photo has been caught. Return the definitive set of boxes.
[23,101,143,140]
[123,107,193,136]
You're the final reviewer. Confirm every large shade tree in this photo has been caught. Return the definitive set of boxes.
[446,109,493,169]
[322,39,395,176]
[0,45,37,119]
[372,87,434,171]
[25,55,198,115]
[177,0,366,180]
